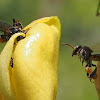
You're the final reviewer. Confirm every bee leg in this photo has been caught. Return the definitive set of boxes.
[16,36,25,41]
[10,58,13,68]
[85,63,88,67]
[22,30,27,34]
[89,67,97,81]
[82,59,84,66]
[92,64,96,67]
[87,72,89,78]
[13,19,23,29]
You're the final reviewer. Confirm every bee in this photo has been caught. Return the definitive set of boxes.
[0,19,27,43]
[0,19,27,68]
[61,43,99,81]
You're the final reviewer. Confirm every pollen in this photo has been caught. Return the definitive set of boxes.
[85,67,92,74]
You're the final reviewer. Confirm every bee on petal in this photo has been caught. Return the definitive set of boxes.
[0,19,27,43]
[0,19,27,68]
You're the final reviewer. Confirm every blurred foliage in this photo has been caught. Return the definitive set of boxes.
[0,0,100,100]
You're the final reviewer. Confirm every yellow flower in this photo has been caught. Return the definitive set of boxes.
[0,16,61,100]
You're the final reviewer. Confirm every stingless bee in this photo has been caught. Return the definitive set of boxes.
[0,19,27,43]
[0,19,27,68]
[61,43,100,81]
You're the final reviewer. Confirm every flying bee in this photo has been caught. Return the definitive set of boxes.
[61,43,100,81]
[0,19,27,43]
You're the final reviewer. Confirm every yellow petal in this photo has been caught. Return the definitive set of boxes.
[24,16,60,33]
[0,33,25,100]
[13,16,61,100]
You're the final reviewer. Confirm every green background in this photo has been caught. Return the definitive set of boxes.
[0,0,100,100]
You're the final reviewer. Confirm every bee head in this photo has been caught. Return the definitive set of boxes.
[72,45,82,56]
[61,43,82,57]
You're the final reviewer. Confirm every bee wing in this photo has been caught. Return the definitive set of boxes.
[90,43,100,53]
[0,20,11,33]
[0,35,8,43]
[90,54,100,61]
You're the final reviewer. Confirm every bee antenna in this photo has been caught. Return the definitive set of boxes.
[61,43,74,50]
